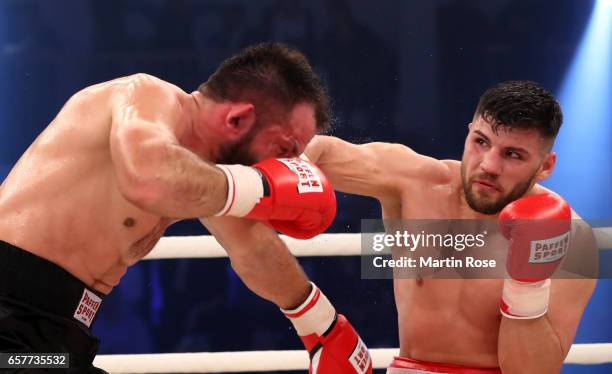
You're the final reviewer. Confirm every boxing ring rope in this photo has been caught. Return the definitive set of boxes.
[93,228,612,373]
[141,228,612,260]
[94,344,612,373]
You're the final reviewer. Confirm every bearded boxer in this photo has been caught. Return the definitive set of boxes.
[0,43,371,373]
[306,81,597,373]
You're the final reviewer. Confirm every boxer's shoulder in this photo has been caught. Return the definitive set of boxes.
[107,74,187,132]
[109,74,184,103]
[380,144,450,184]
[436,159,461,183]
[57,74,183,119]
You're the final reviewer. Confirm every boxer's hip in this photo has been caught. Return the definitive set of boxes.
[0,240,108,371]
[0,240,105,330]
[387,356,501,374]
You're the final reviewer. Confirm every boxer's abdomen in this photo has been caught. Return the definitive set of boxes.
[395,278,502,367]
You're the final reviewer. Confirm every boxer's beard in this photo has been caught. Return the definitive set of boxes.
[461,163,536,215]
[217,125,261,165]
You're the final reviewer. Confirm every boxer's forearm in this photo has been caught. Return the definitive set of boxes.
[229,232,312,309]
[498,316,564,374]
[202,217,311,309]
[305,135,385,197]
[305,135,423,199]
[118,142,227,218]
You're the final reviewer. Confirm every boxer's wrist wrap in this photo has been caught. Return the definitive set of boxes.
[500,278,551,319]
[215,164,264,217]
[282,282,336,336]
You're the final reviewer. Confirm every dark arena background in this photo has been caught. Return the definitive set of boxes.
[1,1,610,373]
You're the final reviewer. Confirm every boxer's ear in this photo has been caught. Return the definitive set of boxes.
[225,103,255,137]
[535,152,556,181]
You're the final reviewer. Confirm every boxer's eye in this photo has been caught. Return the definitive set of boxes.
[475,138,487,147]
[505,150,522,160]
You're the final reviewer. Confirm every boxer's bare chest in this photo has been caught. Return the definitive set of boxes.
[120,214,172,261]
[381,175,503,363]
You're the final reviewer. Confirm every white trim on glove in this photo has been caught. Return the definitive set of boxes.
[501,278,551,319]
[282,282,336,336]
[215,164,264,217]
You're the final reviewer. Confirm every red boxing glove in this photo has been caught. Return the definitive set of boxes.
[499,193,571,319]
[216,158,336,239]
[282,283,372,374]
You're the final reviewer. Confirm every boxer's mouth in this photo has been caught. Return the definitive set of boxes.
[473,179,500,191]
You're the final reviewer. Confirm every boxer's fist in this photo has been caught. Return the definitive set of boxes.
[499,193,571,282]
[250,158,336,239]
[302,315,372,374]
[283,283,372,374]
[498,193,571,319]
[216,158,336,239]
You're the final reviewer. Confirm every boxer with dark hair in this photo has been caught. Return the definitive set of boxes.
[307,81,596,374]
[0,43,371,373]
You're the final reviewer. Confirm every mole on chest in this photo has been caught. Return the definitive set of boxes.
[123,217,135,227]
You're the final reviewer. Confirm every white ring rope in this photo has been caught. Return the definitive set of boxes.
[93,344,612,373]
[144,228,612,260]
[144,233,361,260]
[95,229,611,373]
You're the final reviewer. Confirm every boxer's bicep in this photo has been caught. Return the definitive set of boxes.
[110,77,182,201]
[110,118,178,202]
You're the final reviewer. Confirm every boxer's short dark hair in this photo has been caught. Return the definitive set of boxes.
[474,80,563,140]
[199,42,330,133]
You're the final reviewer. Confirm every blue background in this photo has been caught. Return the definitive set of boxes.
[1,1,610,373]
